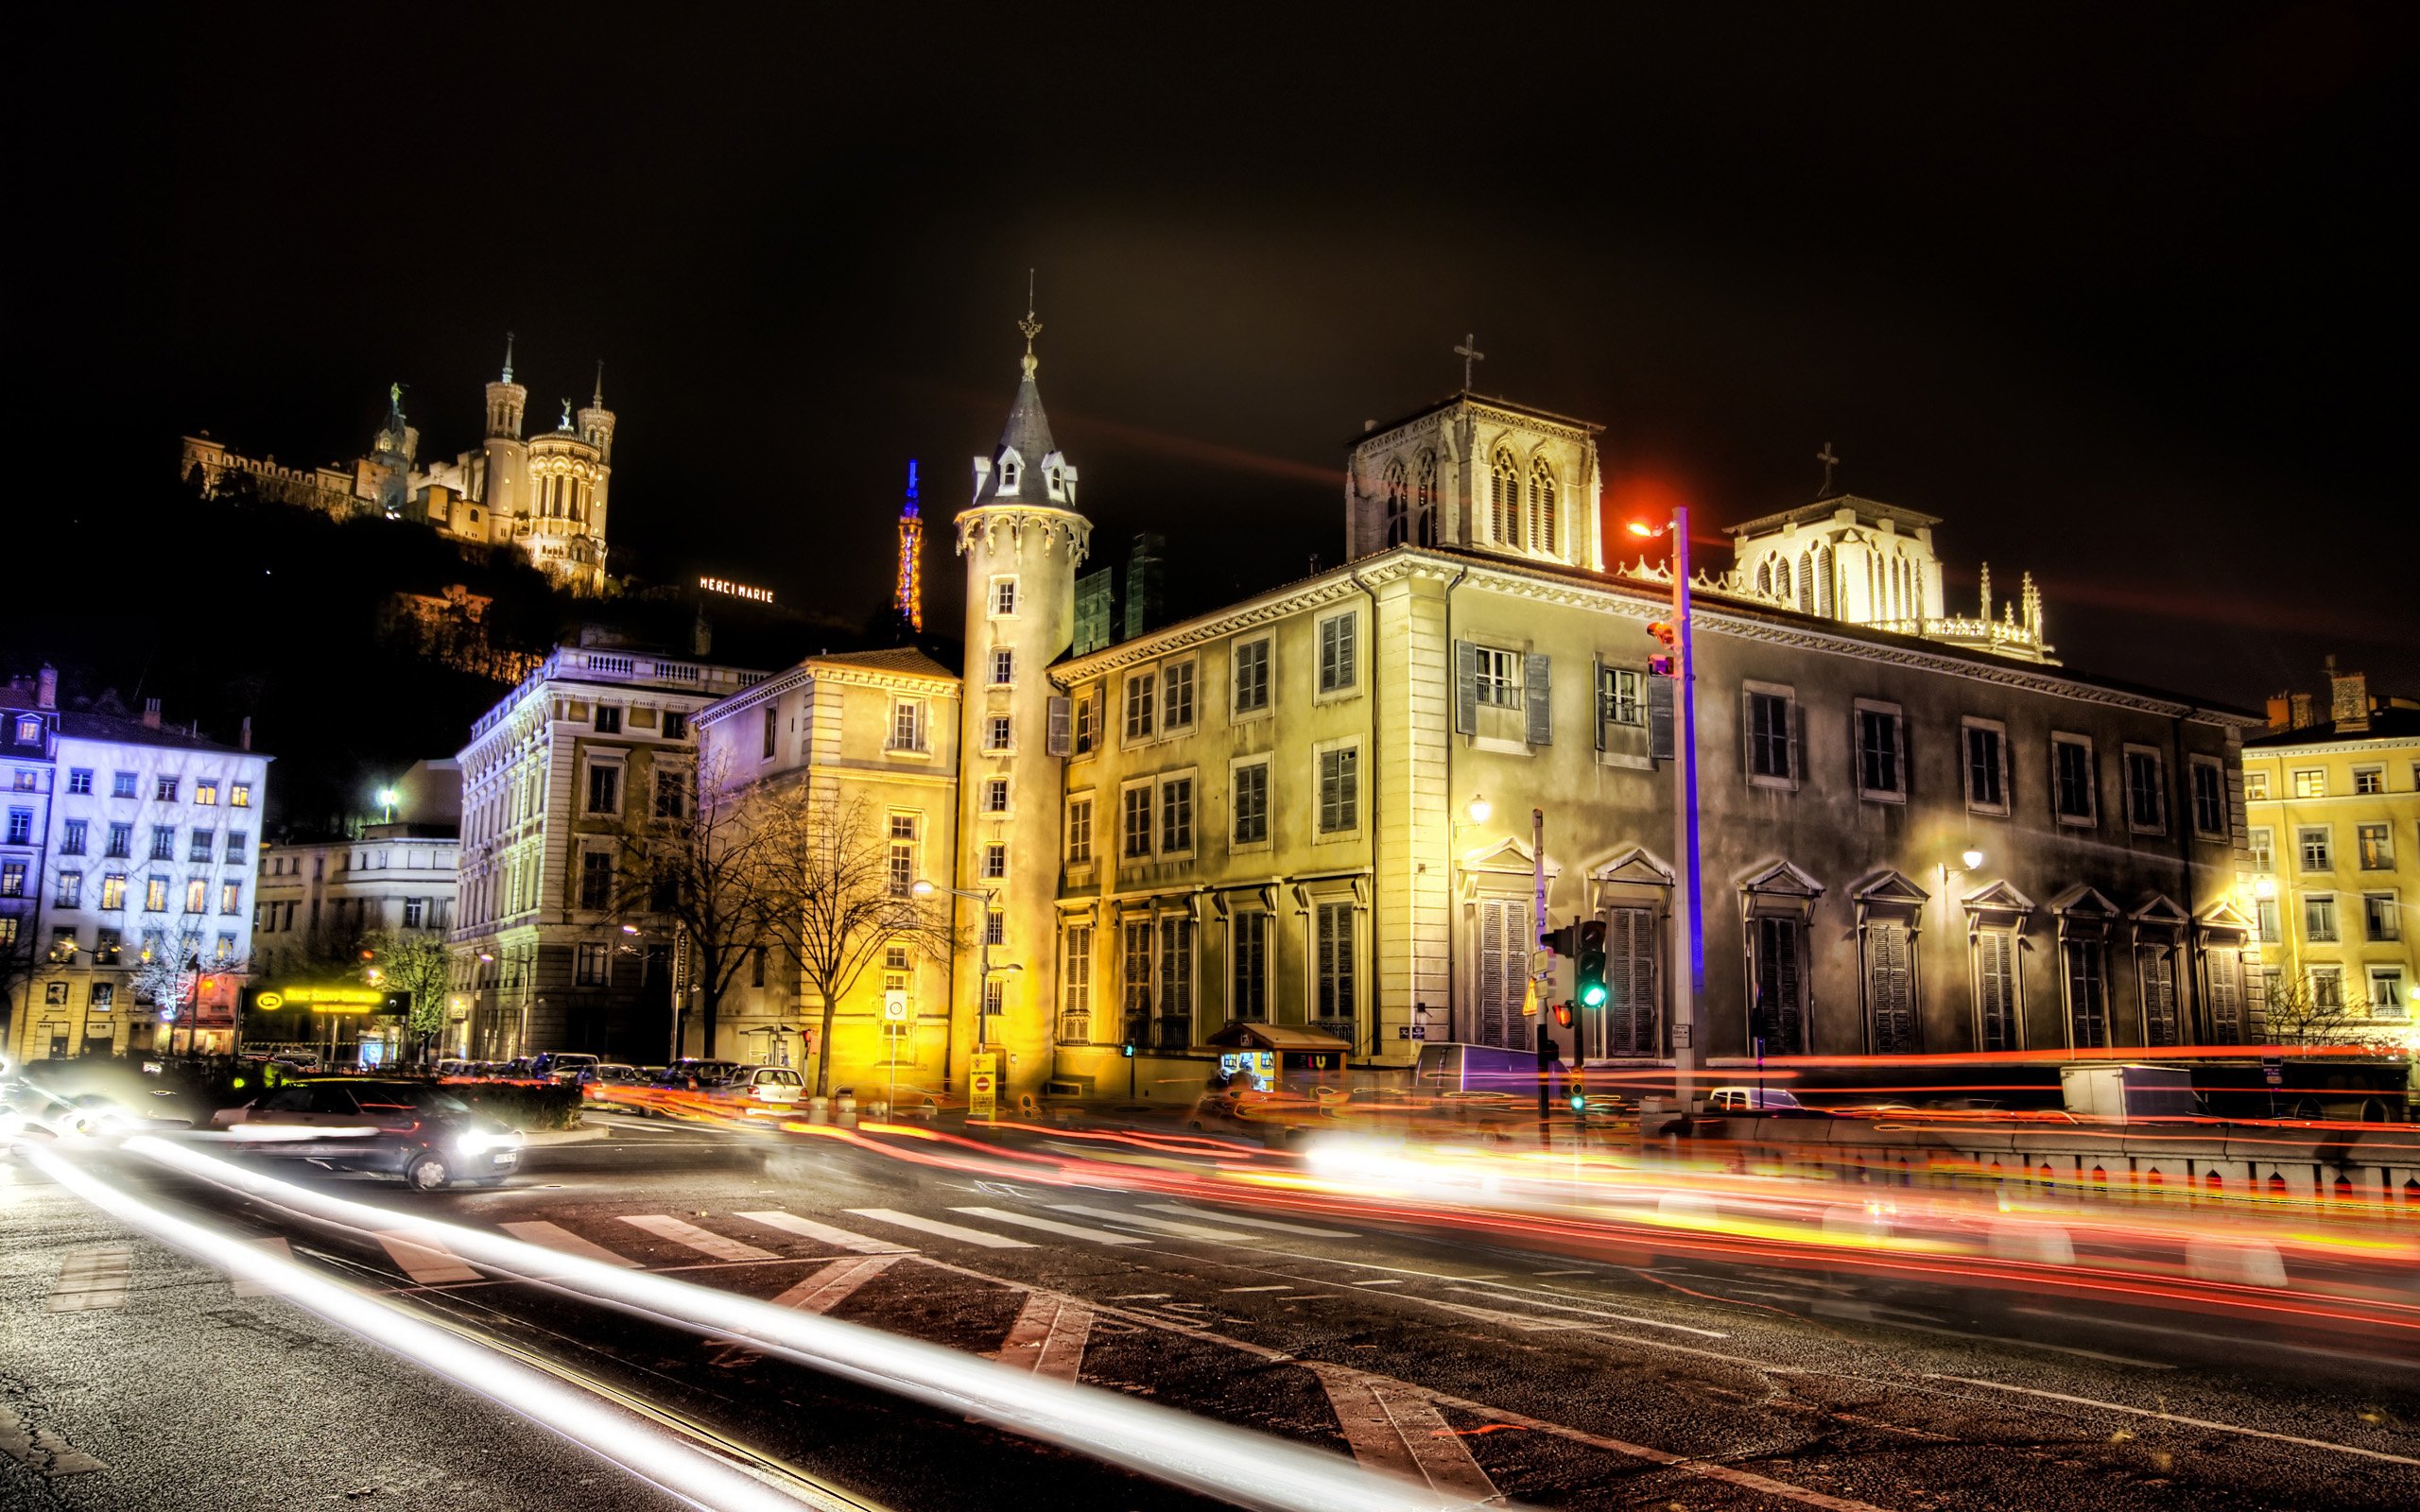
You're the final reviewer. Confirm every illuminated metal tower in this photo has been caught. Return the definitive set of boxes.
[895,460,925,630]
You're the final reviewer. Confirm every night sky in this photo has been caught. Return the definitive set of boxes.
[18,5,2415,709]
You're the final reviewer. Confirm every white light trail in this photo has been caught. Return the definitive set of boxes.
[124,1138,1507,1512]
[24,1143,856,1512]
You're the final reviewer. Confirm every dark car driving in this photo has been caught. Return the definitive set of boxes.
[215,1078,524,1190]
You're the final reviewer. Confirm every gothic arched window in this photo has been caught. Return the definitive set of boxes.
[1530,458,1557,555]
[1774,556,1793,603]
[1814,545,1834,616]
[1490,450,1519,544]
[1797,550,1815,613]
[1756,560,1772,596]
[1414,451,1438,546]
[1382,460,1409,548]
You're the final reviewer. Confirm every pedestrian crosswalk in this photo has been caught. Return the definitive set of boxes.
[47,1244,131,1312]
[846,1208,1037,1249]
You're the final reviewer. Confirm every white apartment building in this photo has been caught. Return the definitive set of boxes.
[7,694,269,1062]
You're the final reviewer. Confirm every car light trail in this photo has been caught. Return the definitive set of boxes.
[122,1138,1521,1512]
[23,1143,870,1512]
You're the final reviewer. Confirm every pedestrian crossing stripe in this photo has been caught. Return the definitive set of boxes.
[617,1214,781,1263]
[1140,1204,1359,1239]
[1049,1205,1259,1242]
[844,1209,1036,1249]
[734,1211,915,1254]
[948,1208,1154,1246]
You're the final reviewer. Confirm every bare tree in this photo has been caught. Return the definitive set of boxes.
[609,748,787,1060]
[756,789,953,1098]
[128,912,247,1057]
[2259,957,2383,1050]
[358,928,451,1066]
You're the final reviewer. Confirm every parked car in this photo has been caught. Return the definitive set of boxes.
[651,1059,740,1090]
[717,1065,805,1108]
[214,1078,524,1190]
[534,1053,600,1085]
[1700,1086,1823,1116]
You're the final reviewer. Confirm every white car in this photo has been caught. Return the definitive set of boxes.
[1701,1086,1818,1115]
[720,1065,804,1108]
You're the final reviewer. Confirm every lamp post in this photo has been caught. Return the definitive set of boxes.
[913,877,1004,1063]
[376,786,399,825]
[1627,512,1703,1109]
[1939,847,1986,1056]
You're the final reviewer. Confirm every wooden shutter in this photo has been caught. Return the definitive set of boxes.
[1868,921,1917,1053]
[1591,659,1606,752]
[2204,947,2242,1044]
[1477,899,1528,1049]
[1523,654,1552,746]
[1605,905,1656,1057]
[1977,930,2017,1051]
[1756,917,1805,1054]
[1648,677,1674,761]
[1046,696,1071,756]
[2139,948,2178,1047]
[1454,642,1478,734]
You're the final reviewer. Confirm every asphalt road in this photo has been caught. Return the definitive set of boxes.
[6,1108,2416,1512]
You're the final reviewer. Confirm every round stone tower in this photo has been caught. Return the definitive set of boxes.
[480,332,529,532]
[954,313,1089,1107]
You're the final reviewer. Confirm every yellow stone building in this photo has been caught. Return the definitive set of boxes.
[2241,667,2418,1036]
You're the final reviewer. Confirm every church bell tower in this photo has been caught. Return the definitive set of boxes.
[954,302,1089,1105]
[480,333,529,524]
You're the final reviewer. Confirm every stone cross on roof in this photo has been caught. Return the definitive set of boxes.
[1454,334,1485,390]
[1816,440,1840,496]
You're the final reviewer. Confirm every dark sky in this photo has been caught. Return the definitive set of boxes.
[18,4,2415,709]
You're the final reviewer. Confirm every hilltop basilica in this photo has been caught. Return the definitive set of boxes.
[179,336,615,593]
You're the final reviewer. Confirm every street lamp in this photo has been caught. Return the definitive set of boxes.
[1626,511,1703,1108]
[913,877,1007,1052]
[376,785,398,824]
[1464,794,1492,825]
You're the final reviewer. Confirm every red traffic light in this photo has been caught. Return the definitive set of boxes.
[1551,1002,1574,1027]
[1646,620,1677,648]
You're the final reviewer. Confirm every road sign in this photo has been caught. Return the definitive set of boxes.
[882,990,908,1022]
[1396,1025,1427,1040]
[969,1052,999,1120]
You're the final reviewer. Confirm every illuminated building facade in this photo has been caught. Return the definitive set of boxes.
[3,688,268,1063]
[452,644,765,1061]
[2240,665,2419,1035]
[179,336,616,593]
[251,760,462,984]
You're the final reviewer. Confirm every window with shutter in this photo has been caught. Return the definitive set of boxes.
[1752,916,1806,1054]
[1976,930,2018,1051]
[1601,905,1657,1057]
[1475,898,1530,1049]
[1316,902,1356,1032]
[2203,946,2243,1044]
[2065,939,2109,1049]
[1865,920,1918,1053]
[1647,678,1674,761]
[1046,696,1071,756]
[1454,642,1479,734]
[2138,946,2179,1047]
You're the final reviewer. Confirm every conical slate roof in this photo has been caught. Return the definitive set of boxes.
[972,342,1063,507]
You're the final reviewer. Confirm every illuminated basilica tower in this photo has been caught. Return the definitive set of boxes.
[954,310,1089,1104]
[895,461,925,631]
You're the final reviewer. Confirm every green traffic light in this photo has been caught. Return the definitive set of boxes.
[1581,983,1607,1006]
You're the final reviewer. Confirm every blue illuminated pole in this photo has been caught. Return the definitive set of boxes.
[1671,505,1704,1107]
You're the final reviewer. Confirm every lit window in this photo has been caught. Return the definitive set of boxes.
[2243,770,2270,799]
[194,782,218,806]
[230,783,251,808]
[220,881,241,915]
[13,717,36,743]
[2291,768,2325,799]
[2358,823,2394,869]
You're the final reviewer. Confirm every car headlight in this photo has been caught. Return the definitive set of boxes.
[458,1130,522,1156]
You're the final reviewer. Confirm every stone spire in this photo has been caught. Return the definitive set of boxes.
[969,284,1068,508]
[502,331,516,384]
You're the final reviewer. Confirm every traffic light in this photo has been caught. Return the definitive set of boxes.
[1550,1001,1573,1028]
[1646,620,1677,679]
[1120,1041,1136,1058]
[1568,1090,1587,1114]
[1576,919,1608,1007]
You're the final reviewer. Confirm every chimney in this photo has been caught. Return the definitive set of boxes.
[2265,695,2292,732]
[2289,693,2314,730]
[142,697,163,729]
[36,663,57,710]
[240,716,253,752]
[2331,665,2371,733]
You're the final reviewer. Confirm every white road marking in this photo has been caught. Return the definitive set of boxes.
[374,1230,482,1285]
[1444,1286,1728,1338]
[844,1209,1036,1249]
[949,1207,1153,1246]
[1110,1292,1169,1300]
[47,1244,131,1312]
[1924,1375,2420,1465]
[1874,1317,2171,1369]
[1351,1279,1405,1287]
[500,1221,642,1268]
[616,1215,779,1263]
[1139,1204,1358,1239]
[1531,1268,1595,1277]
[1049,1204,1257,1241]
[233,1237,297,1297]
[994,1293,1094,1380]
[770,1256,902,1314]
[1222,1285,1292,1293]
[1308,1365,1500,1503]
[735,1210,914,1254]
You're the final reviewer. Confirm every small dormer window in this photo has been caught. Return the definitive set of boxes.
[997,450,1023,495]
